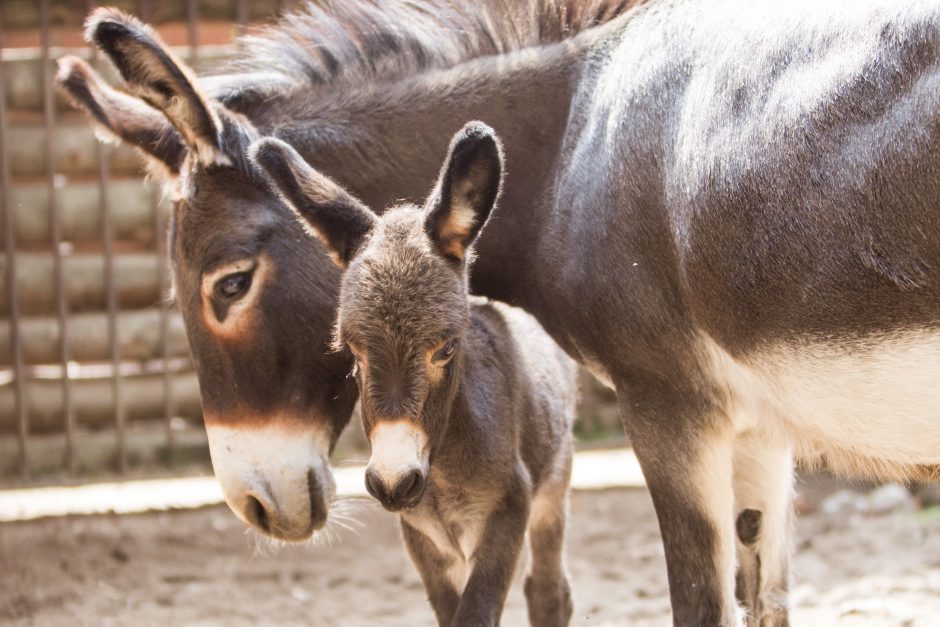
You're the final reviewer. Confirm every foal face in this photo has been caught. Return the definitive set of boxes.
[339,209,469,510]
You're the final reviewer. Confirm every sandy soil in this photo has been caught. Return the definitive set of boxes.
[2,478,939,626]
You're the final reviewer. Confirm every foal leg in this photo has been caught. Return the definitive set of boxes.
[621,387,742,626]
[401,519,461,627]
[524,445,574,627]
[733,436,792,627]
[453,468,531,627]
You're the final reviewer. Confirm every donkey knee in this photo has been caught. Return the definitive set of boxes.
[524,572,573,627]
[736,508,762,546]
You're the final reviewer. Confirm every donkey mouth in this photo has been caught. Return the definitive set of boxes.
[307,468,330,529]
[365,465,427,512]
[379,496,422,513]
[234,468,333,542]
[246,493,272,533]
[243,494,321,542]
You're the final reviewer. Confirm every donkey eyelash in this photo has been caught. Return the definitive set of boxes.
[432,339,459,362]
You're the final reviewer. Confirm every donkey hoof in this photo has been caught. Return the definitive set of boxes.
[524,575,573,627]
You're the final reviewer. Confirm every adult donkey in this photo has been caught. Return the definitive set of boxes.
[55,1,629,539]
[61,0,940,625]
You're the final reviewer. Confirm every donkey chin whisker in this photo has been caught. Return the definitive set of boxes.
[334,494,376,515]
[308,521,339,548]
[327,515,360,535]
[342,496,382,512]
[237,496,372,551]
[303,496,370,546]
[245,527,276,559]
[331,508,366,526]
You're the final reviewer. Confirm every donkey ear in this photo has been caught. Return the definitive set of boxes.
[249,138,377,268]
[85,7,224,165]
[55,56,186,177]
[425,122,503,262]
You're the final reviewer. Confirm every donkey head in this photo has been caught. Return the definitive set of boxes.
[57,9,358,541]
[251,122,503,512]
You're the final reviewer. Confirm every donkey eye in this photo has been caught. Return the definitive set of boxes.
[215,272,252,300]
[433,339,458,363]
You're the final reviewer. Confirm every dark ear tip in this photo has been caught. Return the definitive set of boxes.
[54,57,94,109]
[247,137,289,172]
[84,7,147,47]
[452,120,503,163]
[459,120,495,138]
[455,121,498,146]
[55,55,85,86]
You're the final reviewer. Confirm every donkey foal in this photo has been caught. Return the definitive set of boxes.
[252,122,577,627]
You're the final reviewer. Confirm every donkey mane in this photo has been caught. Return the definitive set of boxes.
[211,0,640,107]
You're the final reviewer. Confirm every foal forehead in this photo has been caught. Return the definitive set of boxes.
[339,207,467,342]
[374,205,426,240]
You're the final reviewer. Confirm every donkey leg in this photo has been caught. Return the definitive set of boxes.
[400,519,461,627]
[524,447,574,627]
[733,437,792,627]
[622,389,742,627]
[453,469,531,627]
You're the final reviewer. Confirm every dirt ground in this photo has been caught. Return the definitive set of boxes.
[2,476,939,626]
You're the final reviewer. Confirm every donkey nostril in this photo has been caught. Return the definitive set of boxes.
[396,469,425,504]
[365,469,387,502]
[246,495,270,533]
[307,469,327,529]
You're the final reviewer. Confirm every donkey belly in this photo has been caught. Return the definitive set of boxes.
[706,330,940,475]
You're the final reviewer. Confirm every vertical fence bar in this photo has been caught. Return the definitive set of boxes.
[236,0,249,37]
[138,0,176,468]
[86,0,126,474]
[0,11,30,480]
[41,0,76,475]
[187,0,199,63]
[99,144,125,474]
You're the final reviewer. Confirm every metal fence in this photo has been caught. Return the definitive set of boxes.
[0,0,292,485]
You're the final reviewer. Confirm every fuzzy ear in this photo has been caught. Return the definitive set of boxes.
[85,7,224,165]
[249,138,377,268]
[425,122,503,262]
[55,56,186,177]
